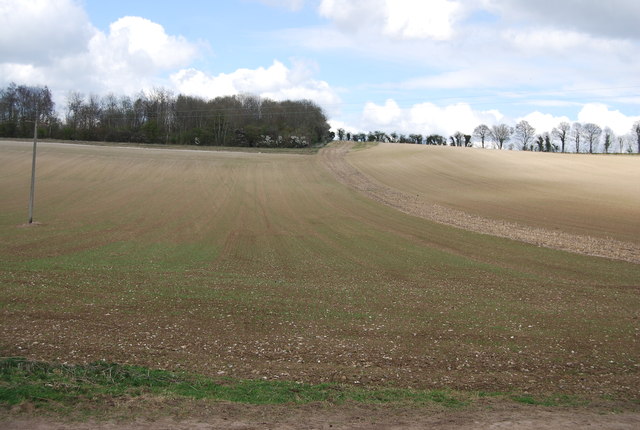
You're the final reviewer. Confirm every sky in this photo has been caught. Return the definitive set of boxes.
[1,0,639,138]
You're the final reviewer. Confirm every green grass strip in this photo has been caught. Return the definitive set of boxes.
[0,357,583,409]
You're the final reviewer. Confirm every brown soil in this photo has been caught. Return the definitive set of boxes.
[3,403,640,429]
[320,142,640,264]
[2,141,639,429]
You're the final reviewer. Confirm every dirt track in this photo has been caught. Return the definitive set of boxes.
[4,404,640,429]
[320,142,640,264]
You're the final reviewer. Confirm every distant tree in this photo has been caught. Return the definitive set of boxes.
[533,135,541,151]
[633,121,640,154]
[514,120,536,151]
[473,124,490,148]
[572,122,583,153]
[544,133,553,152]
[337,128,345,140]
[603,127,613,154]
[373,130,386,142]
[0,83,55,138]
[489,124,513,149]
[426,134,446,145]
[464,134,472,147]
[450,131,465,146]
[552,122,571,153]
[582,123,602,154]
[617,134,628,153]
[346,132,352,141]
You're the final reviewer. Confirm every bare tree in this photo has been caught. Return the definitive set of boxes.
[552,122,571,153]
[489,124,513,149]
[65,91,84,132]
[473,124,490,148]
[617,135,627,153]
[572,122,583,153]
[583,123,602,154]
[633,121,640,154]
[514,120,536,150]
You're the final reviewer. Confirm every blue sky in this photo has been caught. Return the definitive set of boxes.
[1,0,639,139]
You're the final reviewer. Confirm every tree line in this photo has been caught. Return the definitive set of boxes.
[2,83,638,153]
[338,119,640,154]
[0,83,333,148]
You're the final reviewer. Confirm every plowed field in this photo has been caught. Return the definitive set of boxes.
[1,140,639,424]
[347,143,640,239]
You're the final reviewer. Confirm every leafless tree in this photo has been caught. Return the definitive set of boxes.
[0,83,55,137]
[582,123,602,154]
[552,122,571,153]
[633,121,640,154]
[617,135,627,153]
[489,124,513,150]
[514,120,536,150]
[473,124,490,148]
[572,122,583,153]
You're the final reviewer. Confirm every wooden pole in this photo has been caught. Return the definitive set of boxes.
[28,116,38,224]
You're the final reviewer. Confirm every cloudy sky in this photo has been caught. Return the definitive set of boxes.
[1,0,639,137]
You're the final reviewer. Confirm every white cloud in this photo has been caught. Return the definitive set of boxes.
[362,99,403,126]
[518,111,571,134]
[0,2,199,99]
[407,102,501,136]
[485,0,640,40]
[383,0,461,40]
[329,119,361,135]
[503,27,634,59]
[318,0,461,40]
[92,17,198,71]
[81,16,199,94]
[359,99,503,136]
[0,0,340,115]
[171,60,341,108]
[577,103,640,136]
[0,0,93,64]
[318,0,379,32]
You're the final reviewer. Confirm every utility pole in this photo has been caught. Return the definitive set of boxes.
[28,114,38,224]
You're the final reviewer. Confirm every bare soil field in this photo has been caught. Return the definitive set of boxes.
[324,142,640,263]
[346,142,640,242]
[1,140,639,427]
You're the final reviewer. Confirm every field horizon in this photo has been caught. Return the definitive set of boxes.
[1,139,639,422]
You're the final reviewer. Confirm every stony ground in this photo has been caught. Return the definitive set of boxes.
[320,142,640,263]
[1,140,639,428]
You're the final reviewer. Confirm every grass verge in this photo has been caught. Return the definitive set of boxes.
[1,357,591,413]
